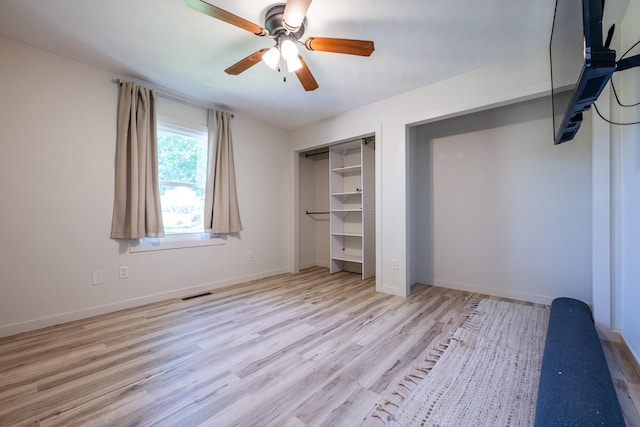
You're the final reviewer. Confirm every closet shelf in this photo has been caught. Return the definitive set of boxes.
[331,165,361,174]
[330,208,362,212]
[331,232,363,237]
[331,254,363,263]
[329,138,375,279]
[331,191,362,197]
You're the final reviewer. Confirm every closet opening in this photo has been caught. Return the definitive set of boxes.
[406,96,592,302]
[298,136,376,279]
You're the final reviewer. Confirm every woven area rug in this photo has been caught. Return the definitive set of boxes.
[371,298,549,426]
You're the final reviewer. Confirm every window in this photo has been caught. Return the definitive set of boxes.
[157,122,208,235]
[128,102,226,253]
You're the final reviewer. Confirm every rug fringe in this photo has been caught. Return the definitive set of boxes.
[370,338,457,421]
[369,296,484,423]
[465,296,483,310]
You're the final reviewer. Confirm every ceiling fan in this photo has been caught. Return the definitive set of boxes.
[186,0,375,91]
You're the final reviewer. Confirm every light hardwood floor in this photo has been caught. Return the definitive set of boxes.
[603,340,640,427]
[0,267,638,426]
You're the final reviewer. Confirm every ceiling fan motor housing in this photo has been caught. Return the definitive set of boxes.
[265,4,305,40]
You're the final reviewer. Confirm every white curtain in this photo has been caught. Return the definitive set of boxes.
[110,82,164,239]
[204,110,243,233]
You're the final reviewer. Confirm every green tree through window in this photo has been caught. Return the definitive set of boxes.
[157,125,208,234]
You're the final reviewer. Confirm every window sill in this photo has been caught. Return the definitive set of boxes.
[129,233,225,253]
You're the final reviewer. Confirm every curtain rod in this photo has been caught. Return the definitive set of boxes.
[111,78,234,118]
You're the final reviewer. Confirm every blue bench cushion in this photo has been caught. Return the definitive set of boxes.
[534,297,625,426]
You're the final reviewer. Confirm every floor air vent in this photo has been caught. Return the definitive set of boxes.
[181,292,212,301]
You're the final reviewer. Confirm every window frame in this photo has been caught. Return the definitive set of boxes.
[128,116,224,253]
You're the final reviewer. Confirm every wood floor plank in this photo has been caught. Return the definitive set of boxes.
[602,339,640,427]
[316,385,382,427]
[0,267,638,426]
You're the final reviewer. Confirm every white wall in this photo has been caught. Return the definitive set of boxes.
[299,155,317,269]
[298,153,329,269]
[0,37,290,337]
[616,0,640,361]
[410,97,592,304]
[313,156,330,267]
[408,126,431,288]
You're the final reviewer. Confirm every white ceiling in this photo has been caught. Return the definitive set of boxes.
[0,0,555,129]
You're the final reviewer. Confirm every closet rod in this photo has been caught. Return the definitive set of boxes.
[306,210,330,215]
[111,78,234,118]
[305,150,329,158]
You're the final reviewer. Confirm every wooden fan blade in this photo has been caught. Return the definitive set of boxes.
[294,56,319,91]
[225,49,268,75]
[283,0,312,31]
[186,0,267,36]
[304,37,374,56]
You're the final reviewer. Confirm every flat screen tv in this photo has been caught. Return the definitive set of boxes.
[550,0,616,144]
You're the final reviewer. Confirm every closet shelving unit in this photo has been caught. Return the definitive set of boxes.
[329,138,375,279]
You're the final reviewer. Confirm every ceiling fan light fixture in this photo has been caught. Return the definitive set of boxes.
[280,38,299,61]
[286,56,303,73]
[262,46,280,69]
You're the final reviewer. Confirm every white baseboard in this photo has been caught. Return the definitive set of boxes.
[0,267,289,338]
[431,279,555,306]
[622,333,640,370]
[299,261,330,270]
[595,323,623,342]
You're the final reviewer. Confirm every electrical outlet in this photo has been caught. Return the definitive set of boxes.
[92,271,103,285]
[119,266,129,279]
[247,251,253,262]
[391,258,399,270]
